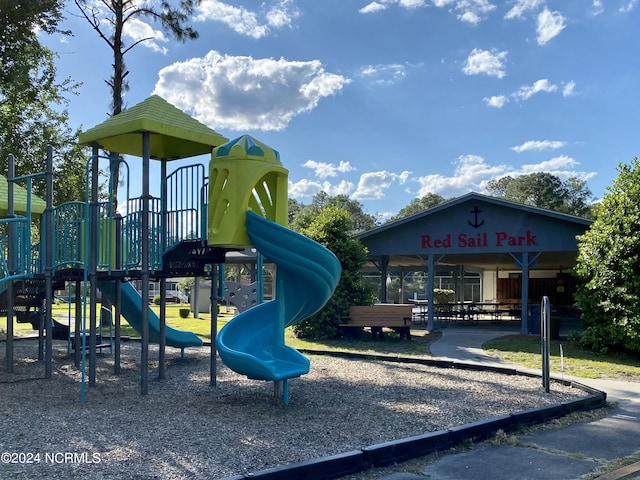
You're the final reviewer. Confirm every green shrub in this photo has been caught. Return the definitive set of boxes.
[566,330,582,344]
[292,206,375,340]
[434,288,455,304]
[152,294,161,305]
[573,158,640,354]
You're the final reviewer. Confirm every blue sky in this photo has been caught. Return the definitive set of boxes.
[43,0,640,220]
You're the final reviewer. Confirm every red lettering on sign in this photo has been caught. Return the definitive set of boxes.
[496,230,537,247]
[423,231,538,249]
[421,234,451,248]
[458,232,487,247]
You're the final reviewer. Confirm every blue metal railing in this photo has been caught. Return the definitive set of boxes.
[53,201,85,270]
[3,157,210,278]
[0,216,34,281]
[165,164,207,251]
[123,196,162,270]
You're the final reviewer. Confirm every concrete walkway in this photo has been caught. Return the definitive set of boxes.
[379,324,640,480]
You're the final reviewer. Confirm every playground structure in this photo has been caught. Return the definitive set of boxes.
[1,95,342,404]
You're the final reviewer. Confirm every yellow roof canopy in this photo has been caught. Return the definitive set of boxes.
[78,95,228,160]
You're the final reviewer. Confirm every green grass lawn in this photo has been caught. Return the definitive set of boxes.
[0,304,236,342]
[484,334,640,381]
[286,329,440,357]
[3,305,639,382]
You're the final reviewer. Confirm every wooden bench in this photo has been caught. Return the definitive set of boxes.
[339,304,413,340]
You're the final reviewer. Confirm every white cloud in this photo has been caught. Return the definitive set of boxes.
[359,2,388,13]
[359,63,417,85]
[194,0,299,38]
[536,8,566,45]
[619,0,639,13]
[518,156,596,182]
[360,0,426,12]
[153,51,350,131]
[363,0,494,22]
[513,78,557,100]
[484,95,508,108]
[521,155,578,173]
[504,0,544,20]
[123,18,168,54]
[266,0,300,28]
[463,48,508,78]
[562,80,576,97]
[485,79,576,107]
[591,0,604,15]
[431,0,496,24]
[481,156,596,189]
[417,155,507,196]
[400,0,427,7]
[288,179,323,197]
[303,160,356,179]
[432,0,456,6]
[352,170,412,200]
[459,11,482,24]
[457,0,496,24]
[413,154,596,198]
[512,140,566,153]
[288,179,355,198]
[331,180,357,196]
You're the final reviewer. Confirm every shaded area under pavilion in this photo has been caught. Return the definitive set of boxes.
[356,193,592,334]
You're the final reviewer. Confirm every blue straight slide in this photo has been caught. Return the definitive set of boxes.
[216,211,342,381]
[97,280,202,348]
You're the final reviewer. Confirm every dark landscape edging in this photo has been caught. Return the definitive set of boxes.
[218,350,607,480]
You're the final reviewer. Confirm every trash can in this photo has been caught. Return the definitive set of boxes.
[529,304,541,334]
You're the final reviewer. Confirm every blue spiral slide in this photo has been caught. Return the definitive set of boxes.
[97,280,203,348]
[216,211,342,382]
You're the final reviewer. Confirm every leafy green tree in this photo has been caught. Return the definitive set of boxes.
[486,173,593,218]
[292,206,375,339]
[0,0,86,204]
[287,198,304,225]
[386,193,447,223]
[573,158,640,354]
[289,192,377,233]
[177,277,194,294]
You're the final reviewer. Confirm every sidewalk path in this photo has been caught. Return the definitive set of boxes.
[428,323,517,366]
[429,323,639,403]
[377,324,640,480]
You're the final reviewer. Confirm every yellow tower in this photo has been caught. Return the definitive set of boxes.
[208,135,289,247]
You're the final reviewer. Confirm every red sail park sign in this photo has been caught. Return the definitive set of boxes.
[421,230,538,249]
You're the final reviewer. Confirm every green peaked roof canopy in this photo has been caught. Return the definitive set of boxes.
[0,175,46,216]
[78,95,229,160]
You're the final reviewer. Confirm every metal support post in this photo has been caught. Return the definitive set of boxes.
[114,214,122,374]
[89,147,99,387]
[541,296,551,393]
[6,154,15,372]
[74,281,81,368]
[426,254,435,332]
[159,160,167,380]
[141,132,151,395]
[520,252,529,335]
[210,264,218,387]
[44,146,54,379]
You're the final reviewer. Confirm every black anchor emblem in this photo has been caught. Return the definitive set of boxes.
[468,206,484,229]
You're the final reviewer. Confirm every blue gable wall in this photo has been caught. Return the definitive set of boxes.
[359,193,591,257]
